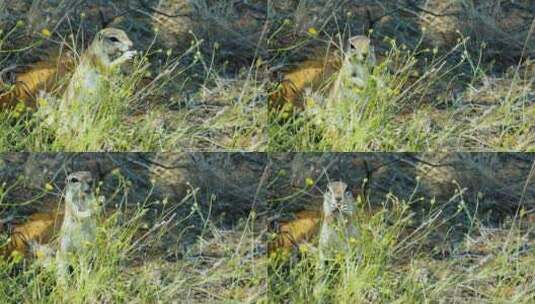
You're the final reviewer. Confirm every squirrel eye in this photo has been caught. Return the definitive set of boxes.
[69,177,79,183]
[108,36,120,43]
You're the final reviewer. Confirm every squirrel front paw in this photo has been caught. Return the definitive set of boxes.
[111,50,137,68]
[121,50,137,61]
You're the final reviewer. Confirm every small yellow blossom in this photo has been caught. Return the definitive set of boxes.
[305,97,316,108]
[307,27,318,37]
[305,177,314,187]
[45,183,54,191]
[41,28,51,37]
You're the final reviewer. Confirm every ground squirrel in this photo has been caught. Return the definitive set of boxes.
[268,36,376,113]
[268,181,359,261]
[318,181,358,267]
[327,36,376,108]
[40,27,136,132]
[56,171,100,283]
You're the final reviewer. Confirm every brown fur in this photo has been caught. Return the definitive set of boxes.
[268,55,342,111]
[1,211,64,258]
[268,209,322,255]
[0,55,75,109]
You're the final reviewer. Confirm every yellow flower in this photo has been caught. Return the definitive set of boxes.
[305,177,314,187]
[307,27,318,37]
[305,97,316,108]
[35,248,47,259]
[298,244,309,254]
[41,28,51,37]
[45,183,54,191]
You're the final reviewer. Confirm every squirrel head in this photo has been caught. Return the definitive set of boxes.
[323,181,355,218]
[95,27,133,58]
[64,171,98,219]
[346,35,375,63]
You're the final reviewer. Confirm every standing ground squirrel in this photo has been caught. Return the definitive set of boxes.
[40,28,136,132]
[56,171,100,283]
[323,36,376,138]
[328,36,376,106]
[318,181,358,266]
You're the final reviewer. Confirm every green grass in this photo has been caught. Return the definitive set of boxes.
[268,191,535,303]
[0,177,265,303]
[1,1,533,151]
[0,24,266,152]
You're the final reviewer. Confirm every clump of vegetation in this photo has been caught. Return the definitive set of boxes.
[0,171,265,303]
[269,188,535,303]
[267,0,535,151]
[268,33,535,151]
[0,4,266,152]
